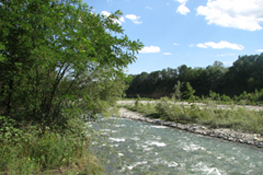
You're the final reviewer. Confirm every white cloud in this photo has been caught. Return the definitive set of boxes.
[146,6,152,10]
[196,0,263,31]
[176,0,188,3]
[101,11,125,25]
[197,41,244,50]
[176,0,190,15]
[139,46,161,54]
[101,11,111,17]
[256,49,263,52]
[119,16,125,23]
[177,4,190,15]
[189,44,194,47]
[173,43,179,46]
[164,52,172,55]
[125,14,142,24]
[196,43,208,48]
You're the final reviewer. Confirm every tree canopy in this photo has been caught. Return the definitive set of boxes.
[0,0,143,129]
[126,53,263,100]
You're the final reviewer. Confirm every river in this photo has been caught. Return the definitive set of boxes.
[90,116,263,175]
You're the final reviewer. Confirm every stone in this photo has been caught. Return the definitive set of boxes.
[228,137,234,141]
[239,139,245,143]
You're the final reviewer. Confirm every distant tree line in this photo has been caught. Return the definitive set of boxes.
[126,53,263,101]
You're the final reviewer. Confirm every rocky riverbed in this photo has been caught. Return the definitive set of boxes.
[117,107,263,148]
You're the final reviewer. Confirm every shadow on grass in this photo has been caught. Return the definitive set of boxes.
[145,113,160,119]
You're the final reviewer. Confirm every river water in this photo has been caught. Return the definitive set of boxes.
[90,117,263,175]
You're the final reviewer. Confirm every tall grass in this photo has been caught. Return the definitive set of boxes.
[120,97,263,133]
[198,106,263,133]
[0,117,102,175]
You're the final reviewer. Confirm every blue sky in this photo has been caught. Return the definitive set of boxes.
[85,0,263,74]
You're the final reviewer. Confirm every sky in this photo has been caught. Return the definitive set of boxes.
[85,0,263,75]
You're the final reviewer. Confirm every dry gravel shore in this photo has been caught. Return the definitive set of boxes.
[116,107,263,148]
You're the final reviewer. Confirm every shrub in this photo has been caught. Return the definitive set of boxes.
[0,116,102,174]
[121,99,263,133]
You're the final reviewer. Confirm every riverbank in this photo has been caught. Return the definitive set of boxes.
[0,117,102,174]
[117,107,263,148]
[117,100,263,111]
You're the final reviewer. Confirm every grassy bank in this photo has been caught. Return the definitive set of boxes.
[0,117,102,175]
[119,97,263,134]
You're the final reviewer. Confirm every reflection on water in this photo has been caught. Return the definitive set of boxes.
[90,117,263,175]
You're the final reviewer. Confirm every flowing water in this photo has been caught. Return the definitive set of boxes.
[90,117,263,175]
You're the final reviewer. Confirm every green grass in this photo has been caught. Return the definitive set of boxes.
[0,117,102,175]
[119,97,263,133]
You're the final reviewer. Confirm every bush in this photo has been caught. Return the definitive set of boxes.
[0,116,102,174]
[155,97,200,123]
[120,99,263,133]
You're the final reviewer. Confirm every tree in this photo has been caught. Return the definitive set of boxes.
[0,0,143,128]
[182,82,195,101]
[213,61,224,67]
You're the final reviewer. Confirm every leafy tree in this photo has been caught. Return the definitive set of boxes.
[0,0,143,129]
[222,54,263,96]
[182,82,195,101]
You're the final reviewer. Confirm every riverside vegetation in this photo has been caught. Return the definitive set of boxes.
[119,96,263,134]
[1,0,263,173]
[0,0,143,174]
[122,59,263,136]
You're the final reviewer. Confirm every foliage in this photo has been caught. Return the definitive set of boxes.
[0,0,142,174]
[121,102,157,118]
[120,99,263,133]
[126,54,263,104]
[134,94,141,110]
[0,116,102,174]
[155,97,201,123]
[209,90,220,101]
[0,0,143,129]
[126,68,177,97]
[182,82,195,101]
[173,80,182,100]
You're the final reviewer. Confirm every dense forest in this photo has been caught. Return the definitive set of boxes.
[126,53,263,101]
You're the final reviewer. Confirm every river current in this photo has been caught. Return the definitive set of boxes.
[90,117,263,175]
